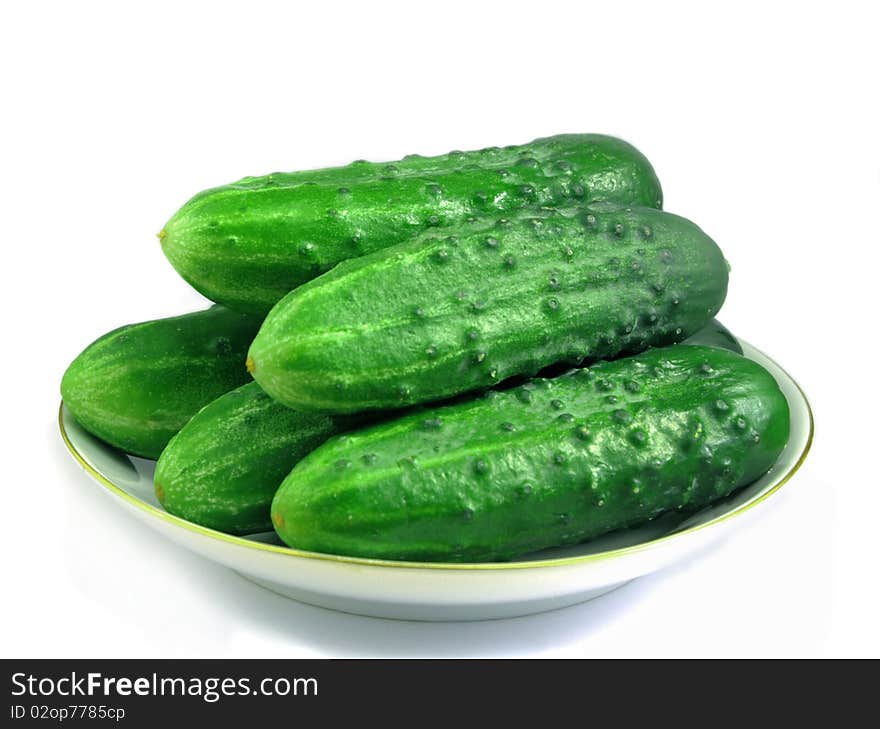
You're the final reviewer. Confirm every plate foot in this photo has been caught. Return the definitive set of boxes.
[235,572,633,621]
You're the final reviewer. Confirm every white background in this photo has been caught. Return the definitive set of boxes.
[2,1,877,657]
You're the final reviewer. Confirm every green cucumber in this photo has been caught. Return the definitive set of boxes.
[150,319,738,535]
[154,383,341,535]
[61,306,262,459]
[271,345,790,562]
[161,134,662,314]
[248,204,728,413]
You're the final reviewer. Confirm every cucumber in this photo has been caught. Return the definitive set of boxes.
[271,345,790,562]
[161,134,663,314]
[154,383,341,535]
[248,204,728,413]
[151,320,738,535]
[61,306,262,459]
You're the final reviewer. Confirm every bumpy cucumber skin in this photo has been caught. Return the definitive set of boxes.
[248,205,728,413]
[271,346,790,562]
[154,382,341,535]
[161,134,663,314]
[152,320,738,536]
[682,318,742,355]
[61,307,262,459]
